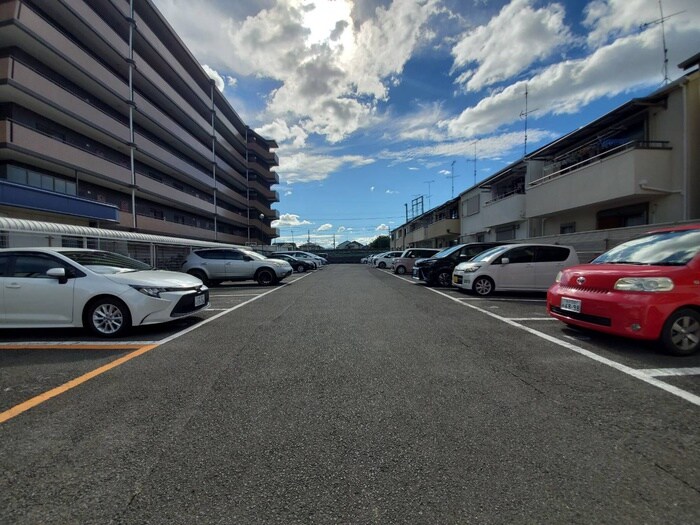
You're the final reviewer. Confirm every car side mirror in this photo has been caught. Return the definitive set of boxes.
[47,267,68,284]
[501,257,510,265]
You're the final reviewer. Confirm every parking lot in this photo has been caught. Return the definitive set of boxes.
[1,264,698,524]
[382,267,700,404]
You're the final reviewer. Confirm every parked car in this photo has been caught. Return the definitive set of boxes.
[547,224,700,356]
[270,251,322,268]
[373,251,403,269]
[0,247,208,337]
[392,248,440,275]
[413,243,507,287]
[452,244,579,296]
[183,247,292,286]
[269,253,314,273]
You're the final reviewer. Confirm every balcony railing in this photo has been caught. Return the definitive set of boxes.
[531,140,670,187]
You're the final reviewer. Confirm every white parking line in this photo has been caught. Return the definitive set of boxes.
[638,368,700,377]
[508,318,558,321]
[423,285,700,407]
[211,294,261,297]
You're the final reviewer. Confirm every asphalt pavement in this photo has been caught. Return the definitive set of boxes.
[1,264,698,524]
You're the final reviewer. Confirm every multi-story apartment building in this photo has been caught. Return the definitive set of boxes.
[391,197,460,251]
[458,53,699,247]
[0,0,279,246]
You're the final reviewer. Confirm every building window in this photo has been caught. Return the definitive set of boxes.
[560,222,576,234]
[597,203,648,230]
[465,195,480,216]
[496,225,517,241]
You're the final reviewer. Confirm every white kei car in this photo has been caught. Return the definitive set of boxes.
[0,247,209,337]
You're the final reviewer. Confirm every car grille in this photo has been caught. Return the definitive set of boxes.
[172,290,209,316]
[550,306,611,326]
[559,284,609,294]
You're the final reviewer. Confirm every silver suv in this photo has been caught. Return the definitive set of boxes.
[182,248,292,286]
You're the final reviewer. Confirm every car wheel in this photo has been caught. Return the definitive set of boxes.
[256,269,276,286]
[188,269,209,286]
[472,276,494,296]
[378,262,386,269]
[661,308,700,356]
[296,264,306,273]
[396,266,406,275]
[437,271,452,287]
[85,297,131,337]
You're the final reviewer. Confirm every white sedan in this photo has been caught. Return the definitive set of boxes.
[0,247,209,337]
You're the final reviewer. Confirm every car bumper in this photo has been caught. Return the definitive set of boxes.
[134,288,209,326]
[547,284,675,341]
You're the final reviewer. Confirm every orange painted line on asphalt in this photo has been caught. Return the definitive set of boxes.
[0,344,158,424]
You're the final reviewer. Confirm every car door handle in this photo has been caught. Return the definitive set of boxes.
[6,283,21,288]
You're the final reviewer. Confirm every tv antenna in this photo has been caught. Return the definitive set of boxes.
[519,83,538,156]
[640,1,684,85]
[424,180,435,209]
[447,160,459,198]
[466,141,478,186]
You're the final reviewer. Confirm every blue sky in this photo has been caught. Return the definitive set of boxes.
[153,0,700,248]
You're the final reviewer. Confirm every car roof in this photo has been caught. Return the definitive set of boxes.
[0,247,98,253]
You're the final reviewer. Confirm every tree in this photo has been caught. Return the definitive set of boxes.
[367,235,390,250]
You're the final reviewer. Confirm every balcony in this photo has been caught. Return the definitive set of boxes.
[0,180,119,222]
[6,121,132,186]
[5,3,129,99]
[135,131,212,187]
[426,218,460,239]
[527,142,673,217]
[247,140,279,166]
[136,215,216,241]
[481,192,526,227]
[248,159,279,183]
[136,174,215,214]
[7,58,130,142]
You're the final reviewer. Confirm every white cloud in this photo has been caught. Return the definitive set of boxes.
[441,21,700,140]
[451,0,572,92]
[226,76,238,88]
[337,226,347,233]
[202,64,225,91]
[317,223,333,231]
[375,224,389,231]
[271,213,312,228]
[277,150,374,184]
[370,186,375,192]
[155,0,442,143]
[385,189,398,195]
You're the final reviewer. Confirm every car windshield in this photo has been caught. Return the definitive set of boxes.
[432,245,462,259]
[62,250,152,273]
[243,249,266,261]
[470,246,509,263]
[593,229,700,265]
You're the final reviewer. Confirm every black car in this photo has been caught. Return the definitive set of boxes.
[413,242,508,287]
[268,253,315,273]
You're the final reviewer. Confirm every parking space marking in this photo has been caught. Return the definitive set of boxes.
[422,284,700,407]
[0,272,314,424]
[638,368,700,377]
[212,294,263,297]
[0,344,158,424]
[507,318,557,321]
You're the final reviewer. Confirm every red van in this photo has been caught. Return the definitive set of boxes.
[547,224,700,355]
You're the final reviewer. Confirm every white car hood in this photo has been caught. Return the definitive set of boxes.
[104,270,204,288]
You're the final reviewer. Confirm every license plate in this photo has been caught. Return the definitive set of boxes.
[194,294,206,307]
[560,297,581,313]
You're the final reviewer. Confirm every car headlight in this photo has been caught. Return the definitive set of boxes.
[130,285,176,298]
[455,264,480,273]
[555,271,562,283]
[613,277,674,292]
